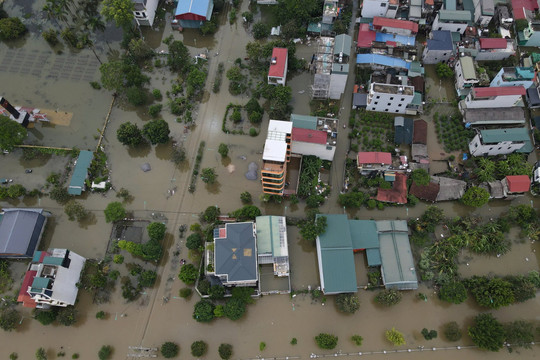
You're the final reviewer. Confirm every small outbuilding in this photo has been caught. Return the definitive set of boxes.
[68,150,94,196]
[174,0,214,28]
[0,208,48,258]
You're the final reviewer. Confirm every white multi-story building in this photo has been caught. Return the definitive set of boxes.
[460,86,526,111]
[372,16,418,36]
[421,30,454,64]
[472,0,494,27]
[361,0,399,18]
[469,128,533,156]
[268,47,288,86]
[475,38,515,61]
[366,83,415,114]
[18,249,86,308]
[432,10,471,34]
[132,0,159,27]
[490,67,535,88]
[454,56,479,99]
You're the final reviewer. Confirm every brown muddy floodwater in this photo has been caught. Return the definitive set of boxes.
[1,0,540,359]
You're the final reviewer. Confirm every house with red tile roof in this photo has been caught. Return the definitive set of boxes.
[357,152,392,174]
[377,173,407,204]
[503,175,531,194]
[459,86,526,114]
[268,48,288,86]
[372,17,418,36]
[356,23,377,49]
[476,38,516,61]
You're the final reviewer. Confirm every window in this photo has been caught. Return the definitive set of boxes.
[376,95,380,99]
[498,147,502,150]
[385,109,389,112]
[443,53,447,56]
[390,97,394,100]
[395,110,399,112]
[457,28,461,32]
[398,104,402,107]
[438,27,442,30]
[374,101,378,105]
[381,3,387,6]
[489,147,493,150]
[401,98,405,101]
[387,103,391,106]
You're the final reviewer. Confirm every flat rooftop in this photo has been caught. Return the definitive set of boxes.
[372,83,414,95]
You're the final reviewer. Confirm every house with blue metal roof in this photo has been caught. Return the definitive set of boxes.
[315,214,418,294]
[0,208,48,258]
[68,150,93,196]
[356,54,410,70]
[174,0,214,28]
[422,30,454,64]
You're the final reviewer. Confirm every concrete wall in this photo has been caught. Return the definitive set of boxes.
[469,134,524,156]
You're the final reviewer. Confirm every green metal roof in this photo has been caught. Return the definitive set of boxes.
[408,61,424,75]
[411,92,423,105]
[31,277,50,290]
[68,150,94,195]
[316,214,357,294]
[32,251,42,262]
[255,216,286,257]
[366,248,382,266]
[460,57,477,80]
[307,22,333,33]
[290,114,317,130]
[438,10,472,22]
[334,34,352,57]
[451,31,461,42]
[349,220,379,250]
[43,256,64,266]
[378,220,418,290]
[480,128,533,153]
[332,63,349,74]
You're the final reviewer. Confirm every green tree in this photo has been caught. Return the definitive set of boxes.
[98,345,113,360]
[439,281,467,304]
[315,333,338,349]
[436,62,454,79]
[100,0,134,29]
[0,17,27,40]
[516,18,529,32]
[335,293,360,314]
[193,300,215,322]
[35,309,58,325]
[171,147,186,164]
[252,22,270,39]
[202,206,220,223]
[218,143,229,157]
[230,108,242,123]
[224,298,246,320]
[231,205,261,221]
[411,169,430,186]
[161,342,179,358]
[201,168,217,184]
[273,0,321,29]
[147,222,166,241]
[7,184,26,198]
[179,287,192,299]
[351,335,363,346]
[128,38,154,61]
[178,264,198,285]
[461,186,490,207]
[443,321,462,341]
[385,328,406,346]
[306,194,324,208]
[240,191,252,204]
[505,275,536,303]
[468,313,505,351]
[191,340,208,357]
[56,306,77,326]
[467,276,514,309]
[142,240,162,261]
[99,60,125,92]
[0,308,19,331]
[218,343,233,360]
[504,320,534,349]
[95,311,107,319]
[35,347,47,360]
[126,86,146,105]
[143,119,170,144]
[507,205,538,228]
[269,86,292,119]
[138,270,157,287]
[0,116,27,151]
[375,289,402,306]
[186,233,203,250]
[299,215,327,243]
[104,201,126,223]
[167,40,190,73]
[49,186,71,204]
[209,284,226,300]
[64,200,89,222]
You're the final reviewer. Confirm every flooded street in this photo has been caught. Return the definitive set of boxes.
[0,0,539,359]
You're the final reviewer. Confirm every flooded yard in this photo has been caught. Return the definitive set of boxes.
[0,0,539,359]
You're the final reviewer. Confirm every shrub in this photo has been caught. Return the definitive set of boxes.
[290,338,297,345]
[193,300,215,323]
[351,335,363,346]
[259,342,266,351]
[179,287,192,299]
[439,281,467,304]
[152,89,162,100]
[461,186,490,207]
[411,169,430,186]
[147,222,166,241]
[161,342,179,358]
[385,328,406,346]
[148,104,162,117]
[443,321,462,341]
[224,298,246,320]
[35,348,47,360]
[0,309,19,331]
[421,328,438,340]
[178,264,198,285]
[335,293,360,314]
[249,127,258,137]
[95,311,106,319]
[504,320,534,349]
[0,17,27,40]
[42,29,58,45]
[56,306,77,326]
[191,341,208,357]
[139,270,157,287]
[98,345,113,360]
[218,343,233,360]
[186,233,203,250]
[35,309,57,325]
[104,202,126,223]
[375,289,402,306]
[240,191,252,204]
[113,255,124,264]
[468,313,505,351]
[218,143,229,157]
[315,333,338,349]
[126,86,146,106]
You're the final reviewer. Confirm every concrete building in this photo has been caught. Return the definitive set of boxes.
[422,30,454,64]
[132,0,159,27]
[454,56,478,99]
[315,214,418,294]
[372,17,418,36]
[68,150,94,196]
[490,67,535,88]
[512,0,538,20]
[361,0,399,18]
[461,107,526,126]
[311,37,334,99]
[268,48,288,86]
[472,0,494,26]
[329,34,351,100]
[255,216,289,277]
[173,0,214,28]
[459,86,526,112]
[356,53,411,71]
[261,120,292,195]
[18,249,85,308]
[469,128,533,156]
[366,82,416,114]
[518,21,540,47]
[322,0,339,24]
[432,10,472,34]
[209,222,258,287]
[0,208,48,258]
[475,38,515,61]
[503,175,531,194]
[290,117,338,161]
